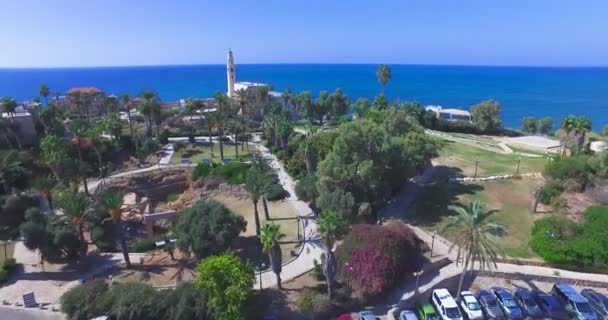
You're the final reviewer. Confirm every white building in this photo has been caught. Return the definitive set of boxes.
[425,105,472,121]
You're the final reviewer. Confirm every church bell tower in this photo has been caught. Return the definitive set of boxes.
[227,50,235,98]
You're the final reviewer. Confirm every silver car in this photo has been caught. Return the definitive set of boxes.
[477,289,505,319]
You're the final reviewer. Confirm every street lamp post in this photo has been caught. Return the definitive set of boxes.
[258,262,266,291]
[431,231,437,257]
[474,160,480,178]
[516,157,521,175]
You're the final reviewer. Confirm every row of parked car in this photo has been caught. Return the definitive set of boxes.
[395,283,608,320]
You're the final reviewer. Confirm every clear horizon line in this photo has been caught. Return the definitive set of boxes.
[2,62,608,70]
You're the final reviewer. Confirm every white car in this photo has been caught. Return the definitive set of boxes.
[459,291,485,320]
[432,288,464,320]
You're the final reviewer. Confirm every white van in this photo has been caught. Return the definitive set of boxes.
[432,289,464,320]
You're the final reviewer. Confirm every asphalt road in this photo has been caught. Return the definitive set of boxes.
[0,307,65,320]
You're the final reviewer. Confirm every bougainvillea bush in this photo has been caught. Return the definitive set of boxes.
[335,221,422,298]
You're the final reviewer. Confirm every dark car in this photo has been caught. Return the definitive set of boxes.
[476,289,505,319]
[491,287,524,319]
[513,288,544,318]
[581,289,608,320]
[531,289,569,320]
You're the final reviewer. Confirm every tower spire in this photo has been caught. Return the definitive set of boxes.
[227,50,235,98]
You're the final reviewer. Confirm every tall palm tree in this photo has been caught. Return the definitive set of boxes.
[251,158,274,220]
[245,170,264,237]
[317,209,347,299]
[561,115,578,138]
[0,97,21,149]
[234,88,249,115]
[69,120,91,195]
[100,190,132,268]
[260,223,285,289]
[228,118,240,158]
[444,201,506,301]
[39,84,50,105]
[55,190,92,255]
[33,175,58,212]
[213,92,229,161]
[376,64,392,94]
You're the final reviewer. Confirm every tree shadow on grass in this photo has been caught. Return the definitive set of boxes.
[231,235,268,267]
[408,166,485,226]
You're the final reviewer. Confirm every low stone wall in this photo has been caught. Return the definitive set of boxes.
[449,172,542,183]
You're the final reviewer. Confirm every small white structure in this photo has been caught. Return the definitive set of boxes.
[425,105,472,121]
[590,141,608,153]
[1,111,37,145]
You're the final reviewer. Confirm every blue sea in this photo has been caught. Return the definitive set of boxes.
[1,64,607,131]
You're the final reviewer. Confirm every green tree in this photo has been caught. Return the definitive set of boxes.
[444,201,506,301]
[521,117,538,134]
[538,116,554,134]
[40,134,69,180]
[561,114,578,137]
[471,99,502,132]
[0,98,21,149]
[351,98,371,118]
[373,94,388,110]
[33,175,57,211]
[317,209,347,299]
[213,91,230,160]
[55,190,92,255]
[99,191,131,268]
[99,111,123,142]
[0,151,29,194]
[60,279,111,320]
[245,169,265,236]
[376,64,392,93]
[295,175,319,207]
[314,91,330,125]
[295,91,315,121]
[20,208,81,263]
[260,223,285,289]
[39,84,50,105]
[251,158,275,220]
[175,200,246,259]
[195,253,255,320]
[329,88,350,120]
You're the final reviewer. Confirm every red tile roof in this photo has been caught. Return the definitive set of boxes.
[67,87,103,94]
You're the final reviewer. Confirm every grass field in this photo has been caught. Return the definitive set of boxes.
[170,143,256,164]
[434,140,548,177]
[0,242,15,264]
[413,178,543,258]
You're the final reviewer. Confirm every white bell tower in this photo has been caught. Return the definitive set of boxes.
[227,50,235,98]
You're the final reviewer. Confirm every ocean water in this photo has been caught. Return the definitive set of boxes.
[0,64,607,131]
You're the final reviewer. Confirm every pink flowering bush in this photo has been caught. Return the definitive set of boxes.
[336,222,421,298]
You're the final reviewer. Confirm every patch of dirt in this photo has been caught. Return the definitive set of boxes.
[562,191,595,222]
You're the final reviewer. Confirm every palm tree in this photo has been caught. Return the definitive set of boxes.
[251,158,274,220]
[228,118,240,158]
[213,92,229,161]
[55,190,92,255]
[444,201,506,301]
[245,170,265,237]
[561,115,577,137]
[69,120,91,195]
[100,191,132,268]
[260,223,285,289]
[317,209,347,299]
[234,88,249,115]
[376,64,392,94]
[0,151,28,193]
[0,97,21,149]
[39,84,50,105]
[40,134,69,181]
[33,175,58,212]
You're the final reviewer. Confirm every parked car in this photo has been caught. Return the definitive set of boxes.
[581,289,608,320]
[531,289,569,320]
[512,288,544,318]
[459,291,484,320]
[490,287,524,319]
[552,283,597,320]
[358,310,381,320]
[432,289,464,320]
[418,302,440,320]
[476,289,505,319]
[400,309,420,320]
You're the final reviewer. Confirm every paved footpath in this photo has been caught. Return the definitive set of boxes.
[252,135,324,289]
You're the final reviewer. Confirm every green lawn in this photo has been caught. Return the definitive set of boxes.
[0,242,15,264]
[170,143,257,164]
[434,140,548,177]
[412,178,543,258]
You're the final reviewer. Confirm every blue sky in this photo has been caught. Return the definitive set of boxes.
[1,0,607,67]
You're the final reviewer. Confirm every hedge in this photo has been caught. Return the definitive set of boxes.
[0,258,17,284]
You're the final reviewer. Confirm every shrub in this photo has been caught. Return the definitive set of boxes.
[214,162,250,185]
[265,183,287,201]
[2,258,16,273]
[166,193,179,203]
[539,180,563,205]
[173,141,187,153]
[287,158,306,180]
[192,162,214,181]
[312,258,326,281]
[295,176,319,204]
[158,129,170,144]
[0,268,8,284]
[130,236,163,252]
[544,155,592,190]
[335,222,421,298]
[61,279,111,320]
[530,206,608,267]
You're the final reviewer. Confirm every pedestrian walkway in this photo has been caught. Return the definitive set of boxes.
[253,135,324,289]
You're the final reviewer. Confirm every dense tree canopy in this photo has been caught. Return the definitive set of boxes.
[176,199,246,259]
[471,99,502,132]
[317,109,438,217]
[195,253,255,320]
